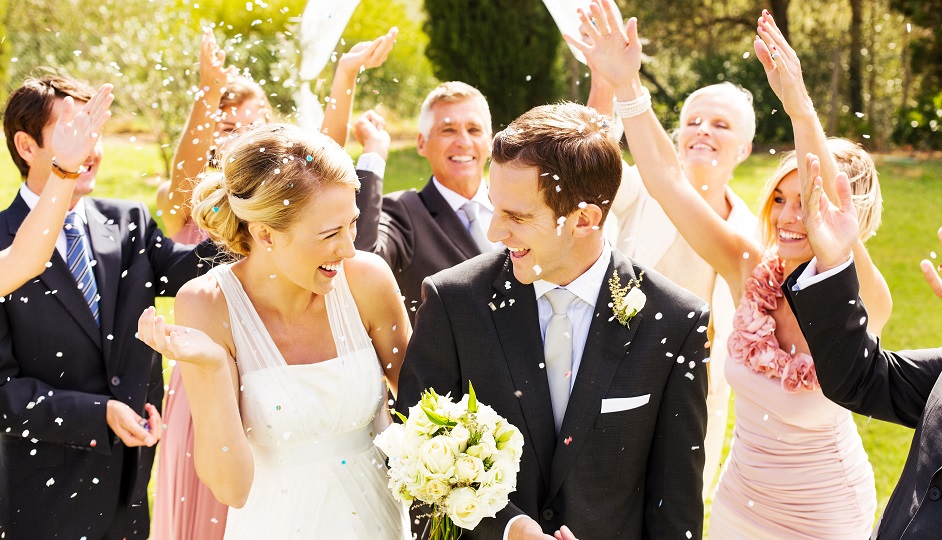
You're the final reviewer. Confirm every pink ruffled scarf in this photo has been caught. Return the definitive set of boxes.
[728,253,820,393]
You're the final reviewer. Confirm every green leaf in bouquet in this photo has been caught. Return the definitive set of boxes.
[394,410,408,424]
[423,406,458,428]
[468,381,478,413]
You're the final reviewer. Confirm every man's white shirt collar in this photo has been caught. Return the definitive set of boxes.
[432,176,493,213]
[533,241,612,307]
[19,183,88,225]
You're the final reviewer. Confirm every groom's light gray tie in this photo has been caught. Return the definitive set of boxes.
[543,288,578,434]
[460,201,492,253]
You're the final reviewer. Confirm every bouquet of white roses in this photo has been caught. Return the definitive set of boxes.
[374,382,524,540]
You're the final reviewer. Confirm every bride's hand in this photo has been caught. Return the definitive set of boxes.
[754,10,813,118]
[138,306,228,371]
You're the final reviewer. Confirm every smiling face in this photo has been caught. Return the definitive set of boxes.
[487,162,586,286]
[768,170,813,263]
[417,98,491,190]
[268,183,359,296]
[677,94,747,180]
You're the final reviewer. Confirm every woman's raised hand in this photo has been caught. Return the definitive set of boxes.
[51,84,114,173]
[198,30,236,96]
[338,27,398,74]
[563,0,641,92]
[754,10,813,117]
[138,306,228,371]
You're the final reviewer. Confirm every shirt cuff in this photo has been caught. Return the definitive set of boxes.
[356,152,386,179]
[504,515,526,540]
[792,254,854,291]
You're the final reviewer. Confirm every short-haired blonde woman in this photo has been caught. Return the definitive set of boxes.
[139,123,411,539]
[569,2,888,537]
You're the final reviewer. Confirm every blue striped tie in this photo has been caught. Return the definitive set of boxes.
[64,213,100,325]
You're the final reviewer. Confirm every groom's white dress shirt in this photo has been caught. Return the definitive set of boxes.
[504,241,612,539]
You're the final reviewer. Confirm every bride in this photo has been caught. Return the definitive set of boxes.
[138,123,411,539]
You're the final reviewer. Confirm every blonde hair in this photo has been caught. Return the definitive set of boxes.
[219,76,271,120]
[417,81,492,137]
[757,137,882,247]
[679,82,756,143]
[192,123,359,258]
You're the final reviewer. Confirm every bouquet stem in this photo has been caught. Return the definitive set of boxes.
[429,513,461,540]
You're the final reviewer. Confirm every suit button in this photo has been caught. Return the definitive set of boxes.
[930,487,941,501]
[541,509,555,521]
[111,376,121,386]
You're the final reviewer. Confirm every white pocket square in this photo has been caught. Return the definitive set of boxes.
[600,395,650,414]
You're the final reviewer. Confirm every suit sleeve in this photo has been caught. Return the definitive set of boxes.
[784,261,942,428]
[644,308,709,539]
[354,172,415,274]
[140,203,216,296]
[396,278,527,539]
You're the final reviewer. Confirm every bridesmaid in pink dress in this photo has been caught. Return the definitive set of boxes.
[567,3,890,537]
[152,29,397,539]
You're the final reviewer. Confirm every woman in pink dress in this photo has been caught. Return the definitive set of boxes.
[568,3,890,537]
[152,29,396,539]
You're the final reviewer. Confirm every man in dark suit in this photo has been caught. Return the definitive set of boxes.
[398,102,709,539]
[784,157,942,538]
[354,81,497,320]
[0,73,214,538]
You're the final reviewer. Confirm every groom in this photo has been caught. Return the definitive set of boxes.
[398,102,709,539]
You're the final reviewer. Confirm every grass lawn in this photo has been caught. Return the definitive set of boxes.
[1,136,938,531]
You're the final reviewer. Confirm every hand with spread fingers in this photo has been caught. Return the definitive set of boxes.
[800,153,859,272]
[137,306,229,372]
[753,9,813,118]
[563,0,642,96]
[198,30,237,99]
[51,83,114,173]
[920,228,942,299]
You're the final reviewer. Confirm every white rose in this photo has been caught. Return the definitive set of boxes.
[418,435,459,477]
[420,477,452,503]
[449,424,471,452]
[473,403,501,429]
[482,456,520,489]
[374,423,406,458]
[406,404,441,438]
[476,484,511,515]
[622,287,646,317]
[454,454,485,484]
[444,487,492,530]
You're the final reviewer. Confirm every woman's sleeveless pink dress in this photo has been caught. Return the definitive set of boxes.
[708,255,876,539]
[152,222,225,540]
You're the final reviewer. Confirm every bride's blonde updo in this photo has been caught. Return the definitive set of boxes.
[192,123,360,257]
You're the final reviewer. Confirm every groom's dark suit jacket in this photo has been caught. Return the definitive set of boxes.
[0,194,215,539]
[785,261,942,539]
[399,249,709,539]
[355,176,486,322]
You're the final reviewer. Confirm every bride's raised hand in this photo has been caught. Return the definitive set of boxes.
[754,10,813,117]
[563,0,641,91]
[138,306,228,371]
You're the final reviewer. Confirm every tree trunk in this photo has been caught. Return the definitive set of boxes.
[769,0,791,41]
[828,46,842,134]
[848,0,864,118]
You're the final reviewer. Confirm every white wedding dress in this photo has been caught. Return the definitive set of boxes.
[211,264,409,539]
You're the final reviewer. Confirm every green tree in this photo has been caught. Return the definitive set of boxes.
[423,0,563,130]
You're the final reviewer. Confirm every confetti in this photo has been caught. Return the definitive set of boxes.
[563,436,572,445]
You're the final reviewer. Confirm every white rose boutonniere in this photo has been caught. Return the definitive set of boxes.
[609,270,645,328]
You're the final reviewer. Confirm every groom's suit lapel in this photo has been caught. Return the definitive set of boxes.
[490,255,556,488]
[547,251,643,501]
